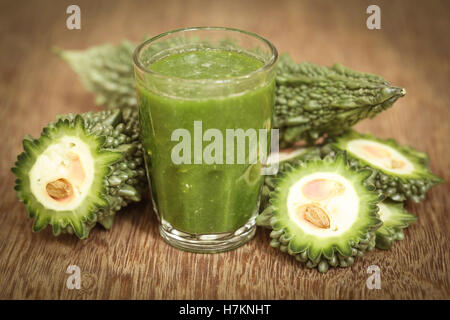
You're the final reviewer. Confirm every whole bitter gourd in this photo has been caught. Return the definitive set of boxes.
[56,42,405,147]
[12,108,146,239]
[54,42,137,109]
[275,54,406,146]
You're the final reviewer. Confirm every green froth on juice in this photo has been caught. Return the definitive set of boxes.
[138,49,275,234]
[149,49,265,80]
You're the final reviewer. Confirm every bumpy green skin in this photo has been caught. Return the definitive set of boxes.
[55,42,137,109]
[326,130,443,202]
[276,54,406,147]
[57,43,405,147]
[376,201,417,250]
[54,38,189,110]
[257,153,382,273]
[11,108,146,239]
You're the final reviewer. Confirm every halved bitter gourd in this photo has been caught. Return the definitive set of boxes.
[257,152,382,273]
[12,108,146,239]
[260,146,322,209]
[375,201,417,249]
[328,130,443,202]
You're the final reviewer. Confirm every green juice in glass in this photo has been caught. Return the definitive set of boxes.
[134,28,277,252]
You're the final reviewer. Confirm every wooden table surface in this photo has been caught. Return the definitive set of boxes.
[0,0,449,300]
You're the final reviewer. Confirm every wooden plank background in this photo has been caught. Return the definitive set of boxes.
[0,0,449,300]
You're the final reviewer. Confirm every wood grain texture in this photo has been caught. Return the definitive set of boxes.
[0,0,449,300]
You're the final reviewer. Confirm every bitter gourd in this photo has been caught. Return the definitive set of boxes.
[375,201,417,249]
[260,146,322,210]
[326,130,443,202]
[257,152,382,273]
[54,42,137,109]
[56,42,405,147]
[11,108,146,239]
[275,54,406,146]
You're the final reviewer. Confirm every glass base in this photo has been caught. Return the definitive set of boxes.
[159,218,256,253]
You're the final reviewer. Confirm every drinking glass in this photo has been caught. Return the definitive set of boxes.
[133,27,278,252]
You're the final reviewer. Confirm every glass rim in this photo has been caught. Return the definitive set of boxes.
[133,26,278,84]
